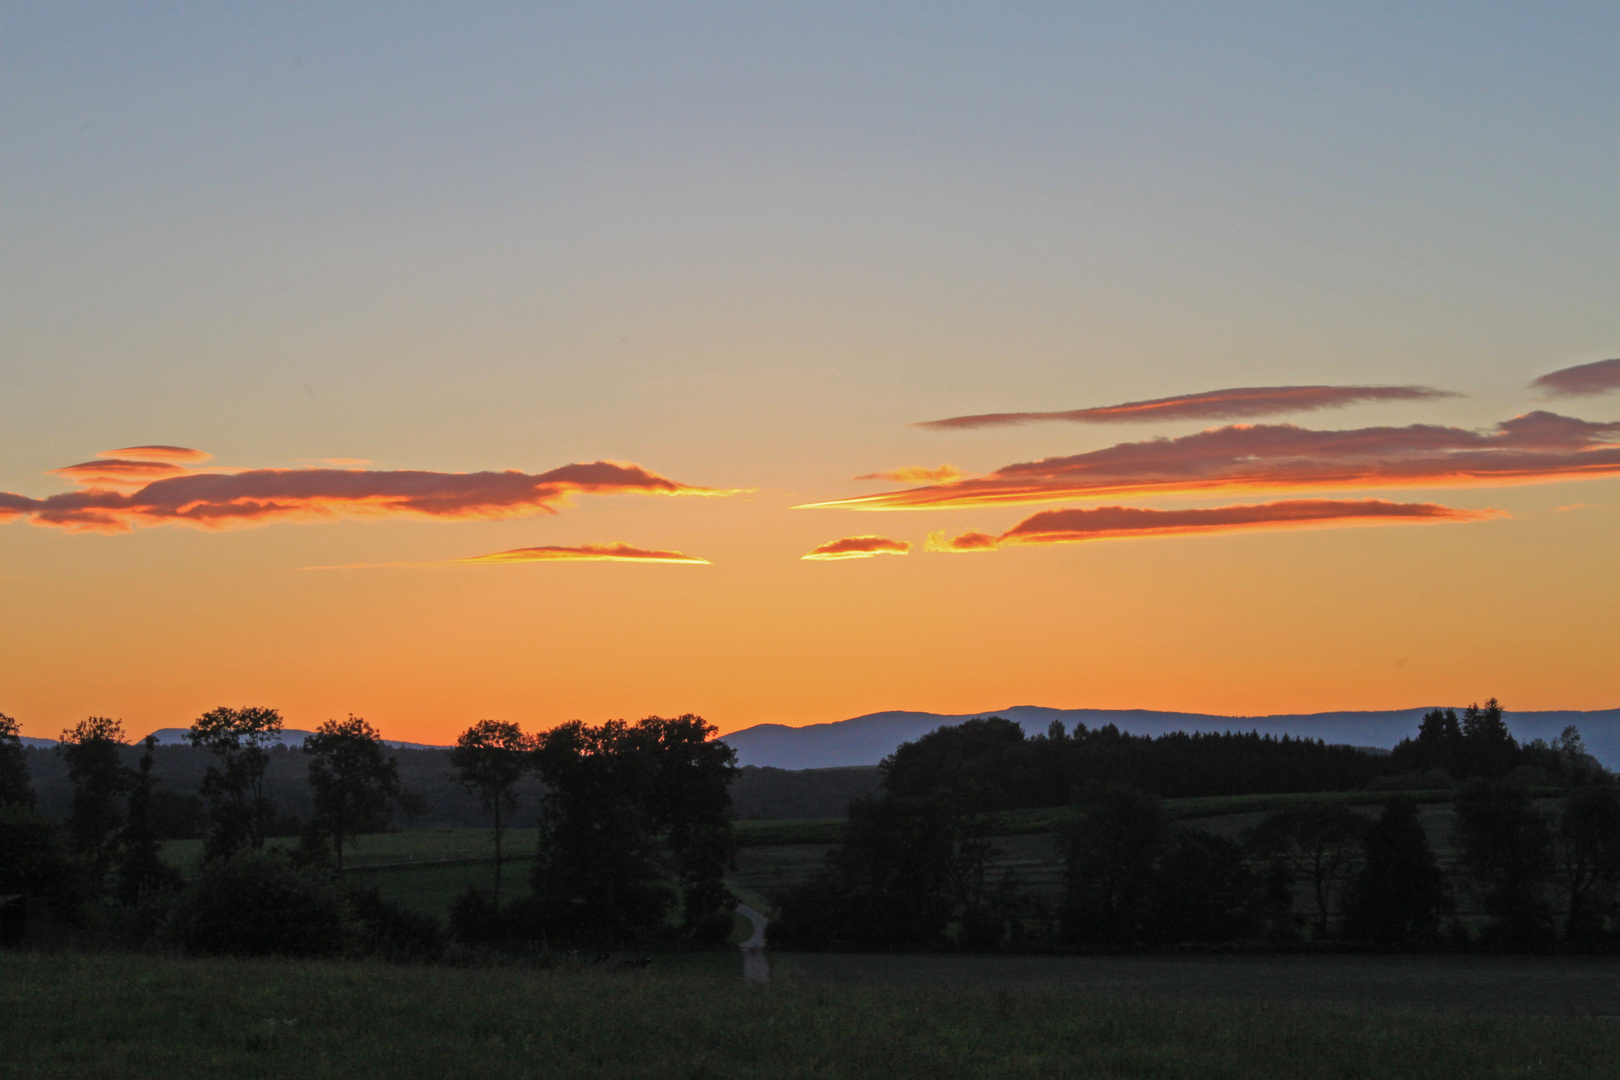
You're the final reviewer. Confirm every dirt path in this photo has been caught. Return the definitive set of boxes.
[780,952,1620,1017]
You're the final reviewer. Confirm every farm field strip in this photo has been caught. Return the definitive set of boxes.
[4,951,1617,1079]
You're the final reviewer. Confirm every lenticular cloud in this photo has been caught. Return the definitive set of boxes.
[805,411,1620,511]
[0,446,734,533]
[917,384,1455,429]
[928,499,1499,551]
[801,535,912,560]
[459,544,709,565]
[1530,358,1620,398]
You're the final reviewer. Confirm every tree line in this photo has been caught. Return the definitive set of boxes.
[0,708,737,955]
[877,702,1585,813]
[772,704,1620,952]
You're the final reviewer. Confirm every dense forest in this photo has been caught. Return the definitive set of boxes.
[771,701,1618,953]
[878,702,1583,810]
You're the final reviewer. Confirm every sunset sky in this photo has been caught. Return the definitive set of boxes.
[2,4,1616,744]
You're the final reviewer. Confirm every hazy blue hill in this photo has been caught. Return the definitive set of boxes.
[719,706,1620,770]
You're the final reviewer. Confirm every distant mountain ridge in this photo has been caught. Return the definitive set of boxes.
[21,706,1619,771]
[719,705,1620,770]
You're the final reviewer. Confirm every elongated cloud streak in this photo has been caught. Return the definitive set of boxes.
[1531,358,1620,398]
[459,543,709,565]
[854,465,967,484]
[1,449,734,533]
[918,385,1455,429]
[48,459,192,486]
[98,445,214,464]
[930,499,1498,551]
[802,535,912,560]
[803,412,1620,511]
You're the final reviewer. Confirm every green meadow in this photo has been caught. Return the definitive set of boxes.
[155,790,1495,920]
[3,951,1617,1080]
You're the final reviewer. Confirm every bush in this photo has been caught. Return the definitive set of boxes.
[448,886,510,944]
[346,884,444,960]
[167,852,349,957]
[0,807,85,921]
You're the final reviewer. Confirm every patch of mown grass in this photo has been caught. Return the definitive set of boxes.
[733,817,846,847]
[1,951,1614,1079]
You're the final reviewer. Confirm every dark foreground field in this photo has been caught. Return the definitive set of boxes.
[3,953,1618,1080]
[784,953,1620,1017]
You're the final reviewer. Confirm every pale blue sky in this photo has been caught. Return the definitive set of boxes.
[1,4,1615,736]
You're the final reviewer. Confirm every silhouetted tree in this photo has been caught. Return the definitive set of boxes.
[882,717,1032,810]
[58,716,131,895]
[1343,796,1451,944]
[1453,780,1556,946]
[1390,708,1464,776]
[1246,805,1365,937]
[304,715,402,871]
[114,735,183,903]
[166,851,349,957]
[1152,829,1260,944]
[771,791,1030,950]
[449,719,533,904]
[1459,699,1519,781]
[1556,781,1620,941]
[0,712,34,810]
[0,807,83,921]
[1059,785,1169,946]
[530,715,736,944]
[187,706,284,859]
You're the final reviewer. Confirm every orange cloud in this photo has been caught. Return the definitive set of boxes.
[854,464,968,484]
[801,535,912,561]
[458,543,709,565]
[803,412,1620,511]
[931,499,1498,550]
[98,445,213,464]
[925,530,998,553]
[47,459,192,487]
[1,451,735,533]
[1531,358,1620,398]
[917,385,1455,429]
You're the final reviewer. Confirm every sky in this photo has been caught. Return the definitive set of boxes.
[1,3,1616,744]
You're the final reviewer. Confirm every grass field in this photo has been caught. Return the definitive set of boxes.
[2,951,1616,1079]
[155,790,1509,921]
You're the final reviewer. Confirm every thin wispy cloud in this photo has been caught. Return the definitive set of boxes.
[917,385,1455,430]
[854,465,968,484]
[801,535,912,560]
[2,448,736,533]
[928,499,1499,551]
[1530,358,1620,398]
[459,543,709,565]
[305,542,711,569]
[802,412,1620,511]
[98,445,214,464]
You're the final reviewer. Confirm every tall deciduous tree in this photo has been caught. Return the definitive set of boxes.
[0,712,34,810]
[1246,805,1365,937]
[116,735,183,902]
[449,720,533,905]
[304,715,402,871]
[1453,780,1556,946]
[58,716,131,895]
[187,706,284,860]
[1059,784,1170,945]
[1556,781,1620,941]
[531,715,736,944]
[1343,796,1451,944]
